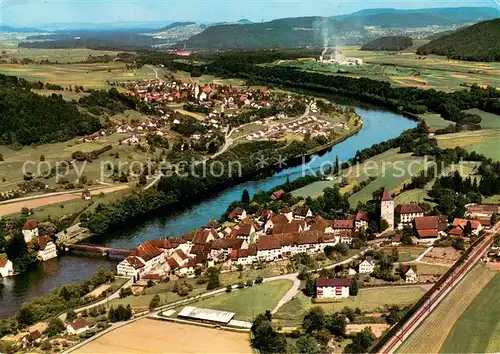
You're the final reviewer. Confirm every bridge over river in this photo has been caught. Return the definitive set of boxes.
[64,243,133,257]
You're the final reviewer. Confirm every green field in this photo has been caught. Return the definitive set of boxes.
[466,138,500,161]
[436,129,500,149]
[187,280,293,321]
[412,262,450,275]
[276,46,500,92]
[395,189,433,205]
[419,113,455,130]
[273,285,425,327]
[463,109,500,129]
[440,273,500,353]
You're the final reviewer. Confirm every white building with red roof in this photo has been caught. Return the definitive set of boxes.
[316,278,351,299]
[0,257,14,278]
[395,204,424,229]
[117,241,166,279]
[22,219,39,243]
[67,318,90,335]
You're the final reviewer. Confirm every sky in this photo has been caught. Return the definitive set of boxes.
[1,0,498,27]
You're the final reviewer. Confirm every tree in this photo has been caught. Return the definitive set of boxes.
[349,278,359,296]
[296,336,320,354]
[302,307,325,334]
[149,294,160,310]
[241,189,250,204]
[491,213,498,226]
[304,277,316,297]
[17,303,37,327]
[59,286,71,301]
[226,285,232,292]
[333,155,340,174]
[206,267,220,290]
[323,245,335,259]
[43,318,65,337]
[138,174,147,186]
[463,221,472,237]
[0,153,3,161]
[255,276,263,284]
[344,328,376,353]
[324,315,346,336]
[66,309,76,322]
[333,243,349,256]
[246,279,253,287]
[40,155,45,162]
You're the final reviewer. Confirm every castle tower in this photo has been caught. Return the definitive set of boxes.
[380,188,394,230]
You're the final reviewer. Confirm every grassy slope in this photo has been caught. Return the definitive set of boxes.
[440,273,500,353]
[188,280,293,321]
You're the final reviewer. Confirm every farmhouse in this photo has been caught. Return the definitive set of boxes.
[358,257,376,274]
[414,216,447,243]
[22,219,39,243]
[67,318,91,335]
[0,257,14,278]
[451,218,483,236]
[395,204,424,229]
[316,278,351,299]
[354,211,369,231]
[401,265,418,283]
[227,207,247,221]
[37,235,58,261]
[22,330,44,348]
[465,203,499,218]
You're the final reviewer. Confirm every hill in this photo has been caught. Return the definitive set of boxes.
[361,36,413,51]
[174,7,498,50]
[0,25,42,33]
[0,75,101,145]
[425,30,455,40]
[154,22,196,32]
[417,19,500,62]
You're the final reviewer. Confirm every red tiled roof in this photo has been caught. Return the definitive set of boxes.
[25,330,43,342]
[270,214,289,225]
[142,273,163,280]
[272,189,285,199]
[333,220,354,229]
[381,189,393,202]
[414,216,447,231]
[449,226,464,237]
[396,204,424,214]
[23,219,38,230]
[228,207,245,220]
[452,218,481,229]
[130,241,162,262]
[417,229,439,238]
[176,249,188,260]
[70,318,89,331]
[257,235,282,250]
[168,257,180,268]
[37,235,53,251]
[355,211,369,222]
[316,278,351,287]
[125,256,145,269]
[272,220,304,234]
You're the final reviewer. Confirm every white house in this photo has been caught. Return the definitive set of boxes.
[316,278,351,299]
[67,318,90,335]
[37,236,58,261]
[117,256,145,279]
[354,211,369,231]
[395,204,424,229]
[401,265,418,283]
[0,258,14,278]
[358,257,376,274]
[22,219,39,243]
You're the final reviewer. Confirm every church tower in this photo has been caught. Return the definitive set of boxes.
[380,188,394,229]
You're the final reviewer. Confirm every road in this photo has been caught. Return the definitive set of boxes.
[378,222,499,354]
[147,65,160,80]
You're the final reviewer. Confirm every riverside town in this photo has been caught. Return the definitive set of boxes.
[0,1,499,354]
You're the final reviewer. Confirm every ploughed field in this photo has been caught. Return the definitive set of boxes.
[73,319,252,353]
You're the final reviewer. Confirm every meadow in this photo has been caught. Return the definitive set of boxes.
[435,129,500,161]
[186,280,293,321]
[398,265,497,354]
[273,285,426,327]
[419,113,455,130]
[440,273,500,353]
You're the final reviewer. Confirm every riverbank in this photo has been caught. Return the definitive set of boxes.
[0,99,416,318]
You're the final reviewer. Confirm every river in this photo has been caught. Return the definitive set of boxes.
[0,101,417,318]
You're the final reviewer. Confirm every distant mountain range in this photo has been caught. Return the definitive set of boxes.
[0,25,42,33]
[174,7,498,50]
[417,18,500,62]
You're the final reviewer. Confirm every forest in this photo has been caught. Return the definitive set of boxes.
[361,36,413,51]
[0,75,101,145]
[417,18,500,62]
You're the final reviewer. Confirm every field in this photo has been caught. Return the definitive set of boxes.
[381,246,428,263]
[0,45,127,63]
[273,285,426,327]
[418,113,455,130]
[292,149,428,202]
[276,46,500,91]
[463,109,500,129]
[435,129,500,161]
[185,280,293,321]
[440,273,500,353]
[73,319,252,353]
[395,189,433,205]
[398,265,497,354]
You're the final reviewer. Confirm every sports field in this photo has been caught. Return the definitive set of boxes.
[73,319,252,353]
[440,273,500,353]
[398,265,497,354]
[274,285,426,327]
[189,280,293,321]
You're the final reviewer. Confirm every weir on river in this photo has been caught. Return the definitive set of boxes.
[0,101,417,318]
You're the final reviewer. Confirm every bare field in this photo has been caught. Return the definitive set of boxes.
[398,265,496,354]
[73,319,252,353]
[346,323,390,338]
[421,247,462,266]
